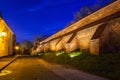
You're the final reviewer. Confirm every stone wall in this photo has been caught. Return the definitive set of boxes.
[77,24,102,53]
[43,43,50,52]
[36,45,44,53]
[0,18,14,57]
[56,34,72,51]
[36,1,120,54]
[41,1,120,43]
[90,24,110,55]
[65,35,79,53]
[49,38,60,51]
[99,24,110,54]
[108,18,120,52]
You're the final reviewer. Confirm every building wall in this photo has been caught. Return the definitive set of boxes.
[37,1,120,54]
[56,39,63,51]
[43,43,50,52]
[0,18,14,57]
[65,35,79,53]
[108,18,120,52]
[36,44,44,53]
[41,1,120,43]
[77,24,102,53]
[90,39,100,55]
[8,31,13,55]
[99,25,110,54]
[56,34,72,51]
[90,24,110,55]
[49,38,60,51]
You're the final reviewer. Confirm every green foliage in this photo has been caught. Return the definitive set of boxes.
[68,51,82,58]
[40,52,120,80]
[55,51,65,56]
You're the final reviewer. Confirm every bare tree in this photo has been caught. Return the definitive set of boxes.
[74,0,115,21]
[74,5,92,21]
[20,40,33,55]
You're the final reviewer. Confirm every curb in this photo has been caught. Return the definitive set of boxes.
[0,56,19,72]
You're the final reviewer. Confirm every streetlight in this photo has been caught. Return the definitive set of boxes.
[15,46,19,51]
[14,45,20,55]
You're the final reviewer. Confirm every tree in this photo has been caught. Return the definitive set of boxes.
[74,5,92,21]
[20,40,33,55]
[74,0,115,21]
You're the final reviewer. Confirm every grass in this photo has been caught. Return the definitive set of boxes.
[39,51,120,80]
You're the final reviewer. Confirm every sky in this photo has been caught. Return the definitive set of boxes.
[0,0,113,42]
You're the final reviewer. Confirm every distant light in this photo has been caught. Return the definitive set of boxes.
[15,46,19,50]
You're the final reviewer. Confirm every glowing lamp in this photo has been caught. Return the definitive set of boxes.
[15,46,19,50]
[0,32,6,37]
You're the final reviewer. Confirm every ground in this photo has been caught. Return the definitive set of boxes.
[0,56,108,80]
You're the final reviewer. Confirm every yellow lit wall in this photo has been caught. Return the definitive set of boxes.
[49,38,60,51]
[77,24,101,52]
[43,43,50,52]
[36,44,44,53]
[66,35,79,53]
[56,34,72,51]
[0,18,14,57]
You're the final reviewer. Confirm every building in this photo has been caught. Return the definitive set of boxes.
[0,16,15,57]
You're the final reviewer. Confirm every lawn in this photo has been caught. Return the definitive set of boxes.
[39,51,120,80]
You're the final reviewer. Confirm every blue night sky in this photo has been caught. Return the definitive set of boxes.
[0,0,113,42]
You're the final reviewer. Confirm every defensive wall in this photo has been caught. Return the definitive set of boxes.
[36,1,120,55]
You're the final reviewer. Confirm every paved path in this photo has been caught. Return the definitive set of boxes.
[0,56,17,69]
[37,59,109,80]
[0,56,109,80]
[0,57,64,80]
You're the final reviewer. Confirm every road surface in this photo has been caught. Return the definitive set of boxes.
[0,56,108,80]
[0,56,64,80]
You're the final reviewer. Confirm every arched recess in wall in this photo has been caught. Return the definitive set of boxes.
[90,23,110,55]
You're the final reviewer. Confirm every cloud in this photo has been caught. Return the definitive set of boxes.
[27,0,78,12]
